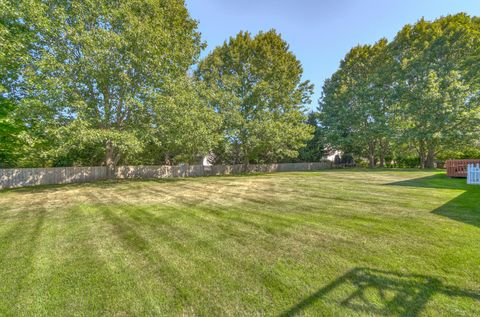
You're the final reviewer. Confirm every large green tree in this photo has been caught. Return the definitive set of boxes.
[0,1,31,167]
[320,39,392,167]
[196,30,314,164]
[390,14,480,168]
[135,78,221,165]
[298,112,328,162]
[5,0,215,171]
[320,14,480,168]
[0,103,23,167]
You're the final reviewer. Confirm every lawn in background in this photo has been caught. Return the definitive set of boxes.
[0,170,479,316]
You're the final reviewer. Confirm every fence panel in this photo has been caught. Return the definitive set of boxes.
[0,162,333,190]
[467,164,480,185]
[0,166,107,190]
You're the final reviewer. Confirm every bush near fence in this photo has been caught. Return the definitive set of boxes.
[0,162,333,190]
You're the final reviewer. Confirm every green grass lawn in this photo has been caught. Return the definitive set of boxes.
[0,169,479,316]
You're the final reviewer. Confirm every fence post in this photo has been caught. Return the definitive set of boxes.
[474,164,476,184]
[477,164,480,184]
[473,163,477,185]
[473,164,476,184]
[467,164,471,184]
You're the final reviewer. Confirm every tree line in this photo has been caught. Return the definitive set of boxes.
[319,13,480,168]
[1,1,479,169]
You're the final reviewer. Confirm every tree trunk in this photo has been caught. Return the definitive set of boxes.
[243,155,249,173]
[105,140,115,179]
[418,140,426,169]
[425,145,435,169]
[379,140,386,168]
[368,142,376,168]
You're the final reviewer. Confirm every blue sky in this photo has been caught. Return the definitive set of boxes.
[185,0,479,109]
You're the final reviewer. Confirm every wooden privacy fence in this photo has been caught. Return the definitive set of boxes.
[467,164,480,185]
[0,162,332,190]
[446,159,480,178]
[0,166,107,190]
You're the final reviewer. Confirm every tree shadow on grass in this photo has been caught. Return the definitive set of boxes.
[387,173,480,227]
[279,267,480,317]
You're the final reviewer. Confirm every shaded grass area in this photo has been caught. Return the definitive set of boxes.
[0,169,479,316]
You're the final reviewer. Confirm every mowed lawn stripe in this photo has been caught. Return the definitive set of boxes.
[0,170,479,316]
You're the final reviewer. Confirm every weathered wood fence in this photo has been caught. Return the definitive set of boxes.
[467,164,480,185]
[0,162,332,190]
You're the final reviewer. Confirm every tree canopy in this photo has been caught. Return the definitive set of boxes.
[1,5,479,169]
[390,14,480,167]
[196,30,314,164]
[320,39,391,167]
[320,13,480,168]
[2,0,221,170]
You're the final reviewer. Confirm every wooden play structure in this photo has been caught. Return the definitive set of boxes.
[446,159,480,178]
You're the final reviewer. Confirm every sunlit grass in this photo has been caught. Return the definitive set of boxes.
[0,169,479,316]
